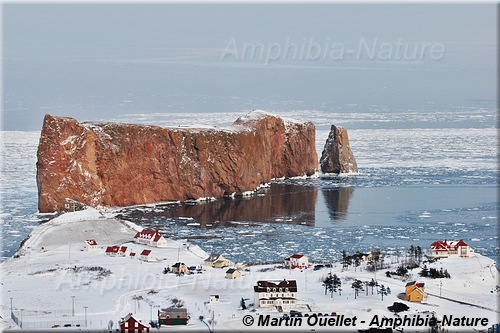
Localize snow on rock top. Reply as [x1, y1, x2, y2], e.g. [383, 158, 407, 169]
[37, 112, 318, 213]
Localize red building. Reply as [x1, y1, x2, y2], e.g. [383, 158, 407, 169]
[429, 239, 473, 258]
[119, 313, 150, 333]
[158, 308, 189, 326]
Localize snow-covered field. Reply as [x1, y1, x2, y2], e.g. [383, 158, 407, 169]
[1, 209, 498, 332]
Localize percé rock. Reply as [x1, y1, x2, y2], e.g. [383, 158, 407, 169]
[36, 111, 318, 213]
[319, 125, 358, 174]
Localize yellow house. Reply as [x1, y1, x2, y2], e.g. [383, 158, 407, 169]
[405, 281, 427, 302]
[204, 254, 230, 268]
[225, 268, 241, 279]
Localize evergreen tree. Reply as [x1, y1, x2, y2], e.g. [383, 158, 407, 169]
[322, 273, 333, 296]
[371, 249, 381, 271]
[396, 265, 408, 276]
[351, 279, 364, 299]
[342, 250, 350, 270]
[378, 284, 388, 301]
[416, 246, 423, 264]
[419, 265, 429, 277]
[240, 298, 247, 310]
[368, 278, 377, 295]
[332, 274, 342, 298]
[354, 256, 361, 272]
[408, 245, 415, 262]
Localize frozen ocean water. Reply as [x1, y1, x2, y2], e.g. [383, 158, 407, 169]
[1, 107, 497, 266]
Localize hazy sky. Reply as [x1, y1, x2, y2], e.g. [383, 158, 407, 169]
[2, 3, 497, 130]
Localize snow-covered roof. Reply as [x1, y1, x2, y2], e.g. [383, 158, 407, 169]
[134, 229, 163, 241]
[106, 245, 127, 253]
[105, 246, 119, 253]
[285, 254, 306, 260]
[172, 262, 185, 267]
[254, 279, 297, 292]
[120, 313, 149, 328]
[431, 239, 470, 251]
[205, 254, 223, 262]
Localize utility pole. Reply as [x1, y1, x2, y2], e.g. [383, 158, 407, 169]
[439, 280, 442, 298]
[84, 306, 88, 327]
[68, 227, 74, 261]
[71, 296, 75, 316]
[10, 297, 13, 314]
[211, 310, 215, 333]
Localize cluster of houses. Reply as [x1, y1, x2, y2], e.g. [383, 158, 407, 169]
[113, 238, 474, 331]
[82, 229, 169, 262]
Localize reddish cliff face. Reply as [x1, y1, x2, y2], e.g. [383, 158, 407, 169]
[37, 111, 318, 213]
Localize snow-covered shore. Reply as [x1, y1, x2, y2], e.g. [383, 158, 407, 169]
[1, 209, 498, 332]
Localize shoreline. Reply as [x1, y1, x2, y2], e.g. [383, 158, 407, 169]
[1, 208, 498, 332]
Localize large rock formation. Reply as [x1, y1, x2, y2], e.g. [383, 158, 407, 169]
[36, 111, 318, 213]
[319, 125, 358, 174]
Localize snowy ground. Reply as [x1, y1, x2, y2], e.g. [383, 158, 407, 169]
[1, 209, 498, 332]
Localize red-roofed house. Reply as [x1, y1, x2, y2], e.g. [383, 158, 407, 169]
[105, 246, 130, 257]
[140, 249, 154, 262]
[84, 239, 98, 251]
[284, 254, 310, 269]
[134, 229, 167, 248]
[119, 313, 150, 333]
[430, 239, 474, 258]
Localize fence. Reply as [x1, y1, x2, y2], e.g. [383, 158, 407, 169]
[11, 309, 86, 329]
[14, 319, 86, 329]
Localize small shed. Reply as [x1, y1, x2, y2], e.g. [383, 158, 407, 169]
[225, 268, 241, 279]
[140, 249, 153, 262]
[84, 239, 98, 251]
[209, 295, 219, 304]
[119, 313, 150, 333]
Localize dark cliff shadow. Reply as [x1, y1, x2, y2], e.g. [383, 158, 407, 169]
[321, 187, 354, 221]
[118, 183, 318, 228]
[169, 183, 318, 227]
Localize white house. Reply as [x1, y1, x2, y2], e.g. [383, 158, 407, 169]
[140, 249, 154, 262]
[429, 239, 474, 258]
[284, 254, 310, 269]
[84, 239, 98, 251]
[134, 229, 167, 248]
[254, 279, 297, 308]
